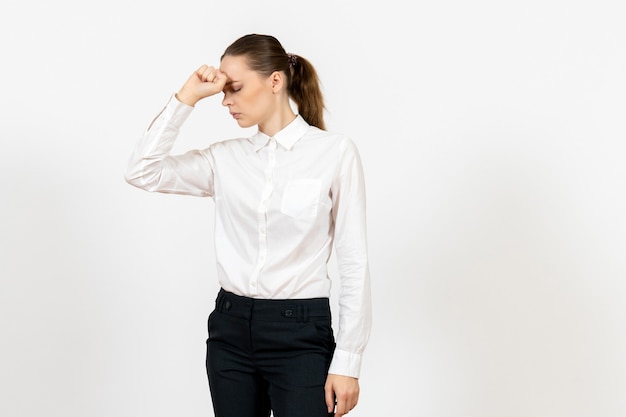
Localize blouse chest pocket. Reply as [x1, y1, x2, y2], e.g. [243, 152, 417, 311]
[280, 179, 321, 219]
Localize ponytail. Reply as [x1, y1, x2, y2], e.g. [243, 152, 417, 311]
[287, 54, 326, 130]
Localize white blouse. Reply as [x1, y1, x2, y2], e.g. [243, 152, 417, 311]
[125, 95, 372, 378]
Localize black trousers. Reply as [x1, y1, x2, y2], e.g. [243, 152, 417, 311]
[206, 288, 336, 417]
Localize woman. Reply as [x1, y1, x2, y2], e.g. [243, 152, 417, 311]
[125, 34, 371, 417]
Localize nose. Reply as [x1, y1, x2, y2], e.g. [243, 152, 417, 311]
[221, 92, 231, 107]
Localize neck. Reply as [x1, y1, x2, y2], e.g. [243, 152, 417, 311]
[258, 103, 297, 137]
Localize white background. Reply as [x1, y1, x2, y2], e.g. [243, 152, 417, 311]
[1, 0, 625, 416]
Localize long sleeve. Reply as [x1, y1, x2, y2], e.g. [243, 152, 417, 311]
[125, 95, 215, 197]
[328, 138, 372, 378]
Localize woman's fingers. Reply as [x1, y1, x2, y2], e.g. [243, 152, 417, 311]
[212, 70, 228, 88]
[324, 374, 360, 417]
[178, 65, 230, 106]
[198, 65, 220, 82]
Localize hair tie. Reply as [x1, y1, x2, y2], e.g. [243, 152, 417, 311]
[287, 53, 298, 68]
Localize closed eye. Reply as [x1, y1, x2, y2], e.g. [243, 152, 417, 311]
[224, 84, 242, 94]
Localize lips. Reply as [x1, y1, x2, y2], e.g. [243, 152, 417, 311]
[230, 112, 241, 119]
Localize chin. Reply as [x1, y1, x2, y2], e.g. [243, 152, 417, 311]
[236, 119, 255, 128]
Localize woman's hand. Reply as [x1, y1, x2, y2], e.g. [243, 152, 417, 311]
[325, 374, 360, 416]
[176, 65, 228, 107]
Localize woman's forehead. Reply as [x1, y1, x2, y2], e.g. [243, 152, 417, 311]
[219, 55, 250, 79]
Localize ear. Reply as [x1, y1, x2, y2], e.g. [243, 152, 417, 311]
[269, 71, 285, 93]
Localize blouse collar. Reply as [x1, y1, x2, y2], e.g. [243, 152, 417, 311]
[248, 115, 310, 152]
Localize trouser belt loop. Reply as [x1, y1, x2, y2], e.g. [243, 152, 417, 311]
[298, 305, 309, 323]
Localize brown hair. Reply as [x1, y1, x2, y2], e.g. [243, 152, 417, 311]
[221, 34, 326, 130]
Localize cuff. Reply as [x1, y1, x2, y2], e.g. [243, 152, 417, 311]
[164, 93, 194, 127]
[327, 348, 362, 378]
[146, 93, 194, 132]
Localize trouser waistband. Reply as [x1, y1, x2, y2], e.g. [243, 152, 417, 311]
[215, 288, 330, 323]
